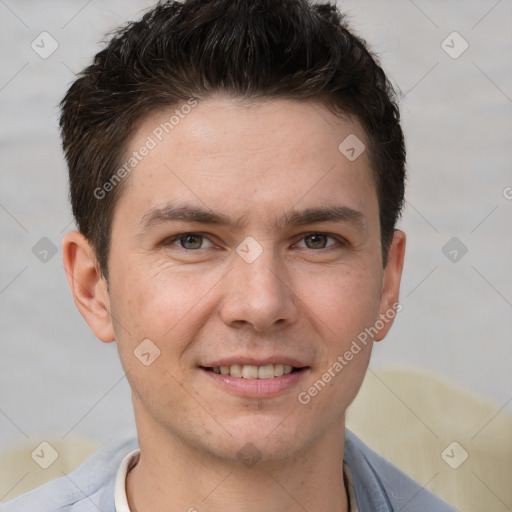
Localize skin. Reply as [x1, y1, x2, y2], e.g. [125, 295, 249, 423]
[63, 96, 405, 512]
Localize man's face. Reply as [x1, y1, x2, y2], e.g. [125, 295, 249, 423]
[101, 97, 403, 462]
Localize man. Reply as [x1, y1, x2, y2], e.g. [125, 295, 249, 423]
[1, 0, 457, 510]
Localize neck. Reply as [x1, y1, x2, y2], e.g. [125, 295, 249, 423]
[126, 416, 349, 512]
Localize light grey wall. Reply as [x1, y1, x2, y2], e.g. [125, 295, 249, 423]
[1, 0, 511, 457]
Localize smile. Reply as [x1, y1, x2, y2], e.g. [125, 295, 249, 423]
[200, 363, 309, 398]
[202, 364, 300, 379]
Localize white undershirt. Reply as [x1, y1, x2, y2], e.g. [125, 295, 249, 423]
[114, 449, 358, 512]
[114, 449, 140, 512]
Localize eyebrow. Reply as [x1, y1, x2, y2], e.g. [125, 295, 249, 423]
[139, 203, 367, 232]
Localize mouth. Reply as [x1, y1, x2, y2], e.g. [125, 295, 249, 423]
[200, 364, 306, 379]
[199, 362, 310, 398]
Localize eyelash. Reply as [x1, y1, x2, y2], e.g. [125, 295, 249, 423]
[162, 232, 346, 251]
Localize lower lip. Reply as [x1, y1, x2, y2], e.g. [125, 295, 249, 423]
[200, 368, 309, 398]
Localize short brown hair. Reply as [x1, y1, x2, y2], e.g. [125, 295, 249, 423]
[59, 0, 406, 279]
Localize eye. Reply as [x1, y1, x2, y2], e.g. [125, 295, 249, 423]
[165, 233, 214, 250]
[295, 233, 341, 250]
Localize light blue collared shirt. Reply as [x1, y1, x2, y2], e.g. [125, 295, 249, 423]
[0, 430, 457, 511]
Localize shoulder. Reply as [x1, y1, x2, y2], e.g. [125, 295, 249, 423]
[344, 429, 457, 511]
[0, 435, 139, 512]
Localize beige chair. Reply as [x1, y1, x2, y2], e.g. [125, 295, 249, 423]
[2, 366, 511, 511]
[0, 434, 100, 502]
[346, 365, 512, 511]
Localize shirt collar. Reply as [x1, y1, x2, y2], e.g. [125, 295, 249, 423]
[115, 449, 140, 512]
[114, 449, 359, 512]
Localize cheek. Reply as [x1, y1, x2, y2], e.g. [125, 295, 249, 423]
[295, 271, 378, 424]
[107, 265, 206, 416]
[109, 259, 224, 356]
[299, 263, 383, 412]
[296, 261, 383, 345]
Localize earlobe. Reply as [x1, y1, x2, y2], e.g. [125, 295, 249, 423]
[374, 230, 406, 342]
[62, 231, 115, 343]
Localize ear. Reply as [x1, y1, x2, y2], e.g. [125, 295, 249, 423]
[62, 231, 115, 343]
[374, 230, 406, 342]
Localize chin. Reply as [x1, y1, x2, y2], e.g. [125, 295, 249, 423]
[205, 414, 318, 464]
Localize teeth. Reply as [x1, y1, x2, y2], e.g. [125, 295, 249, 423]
[257, 365, 275, 380]
[242, 365, 259, 379]
[230, 364, 243, 378]
[208, 364, 297, 379]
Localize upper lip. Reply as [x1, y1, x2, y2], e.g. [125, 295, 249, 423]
[201, 356, 308, 368]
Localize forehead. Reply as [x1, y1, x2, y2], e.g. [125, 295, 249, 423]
[113, 96, 377, 228]
[137, 97, 369, 161]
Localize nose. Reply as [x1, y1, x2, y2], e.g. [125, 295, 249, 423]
[218, 245, 299, 332]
